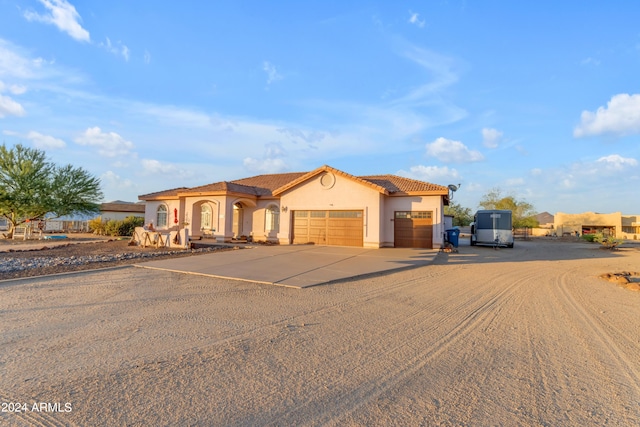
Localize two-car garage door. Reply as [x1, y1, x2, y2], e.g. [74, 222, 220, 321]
[292, 209, 434, 248]
[292, 210, 363, 247]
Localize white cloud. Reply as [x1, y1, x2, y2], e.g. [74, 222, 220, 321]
[0, 94, 25, 118]
[394, 46, 459, 104]
[101, 170, 134, 189]
[0, 39, 57, 81]
[74, 127, 134, 157]
[505, 177, 525, 186]
[140, 159, 194, 180]
[1, 82, 27, 95]
[397, 165, 460, 183]
[243, 142, 289, 173]
[574, 93, 640, 137]
[408, 11, 425, 28]
[0, 80, 27, 117]
[581, 57, 600, 66]
[99, 38, 130, 61]
[425, 137, 484, 163]
[482, 127, 503, 148]
[263, 61, 283, 86]
[243, 157, 288, 174]
[24, 0, 90, 43]
[144, 50, 151, 64]
[596, 154, 638, 171]
[26, 131, 66, 149]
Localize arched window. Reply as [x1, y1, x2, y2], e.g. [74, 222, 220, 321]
[156, 205, 168, 228]
[265, 205, 280, 232]
[201, 204, 212, 229]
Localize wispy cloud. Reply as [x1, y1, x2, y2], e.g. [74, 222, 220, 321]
[243, 142, 289, 173]
[574, 93, 640, 137]
[74, 127, 134, 157]
[596, 154, 638, 171]
[99, 37, 130, 61]
[580, 57, 600, 66]
[24, 0, 90, 43]
[263, 61, 283, 86]
[397, 165, 460, 183]
[26, 131, 67, 149]
[140, 158, 194, 180]
[425, 137, 484, 163]
[482, 128, 503, 148]
[408, 11, 425, 28]
[0, 91, 25, 118]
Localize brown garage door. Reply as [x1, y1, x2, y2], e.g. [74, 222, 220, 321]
[394, 211, 433, 248]
[292, 210, 363, 246]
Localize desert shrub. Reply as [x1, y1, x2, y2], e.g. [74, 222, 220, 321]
[88, 216, 106, 235]
[593, 232, 623, 249]
[89, 216, 144, 237]
[581, 234, 597, 243]
[118, 216, 144, 236]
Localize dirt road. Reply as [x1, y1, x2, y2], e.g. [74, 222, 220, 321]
[1, 239, 639, 426]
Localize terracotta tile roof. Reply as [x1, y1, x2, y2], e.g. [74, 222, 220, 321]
[138, 187, 189, 200]
[233, 172, 307, 196]
[138, 166, 447, 199]
[359, 175, 449, 194]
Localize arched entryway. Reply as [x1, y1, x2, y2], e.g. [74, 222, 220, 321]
[191, 201, 218, 238]
[232, 202, 244, 237]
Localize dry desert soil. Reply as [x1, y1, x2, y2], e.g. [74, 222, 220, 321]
[1, 237, 639, 426]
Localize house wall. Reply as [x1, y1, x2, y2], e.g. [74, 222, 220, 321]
[381, 195, 446, 247]
[554, 212, 622, 236]
[277, 173, 383, 247]
[144, 200, 182, 230]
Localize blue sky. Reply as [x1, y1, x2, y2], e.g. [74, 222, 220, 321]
[1, 0, 639, 215]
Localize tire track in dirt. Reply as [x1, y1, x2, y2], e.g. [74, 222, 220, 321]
[556, 270, 640, 391]
[259, 265, 534, 426]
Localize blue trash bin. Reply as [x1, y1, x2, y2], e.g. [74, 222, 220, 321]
[445, 228, 460, 248]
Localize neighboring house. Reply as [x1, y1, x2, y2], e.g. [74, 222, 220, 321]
[554, 211, 640, 239]
[138, 165, 451, 248]
[99, 201, 146, 221]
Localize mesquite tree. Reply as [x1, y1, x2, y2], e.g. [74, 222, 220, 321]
[0, 144, 103, 238]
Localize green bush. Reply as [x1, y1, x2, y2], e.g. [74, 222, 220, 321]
[593, 232, 623, 249]
[581, 233, 597, 242]
[88, 215, 144, 237]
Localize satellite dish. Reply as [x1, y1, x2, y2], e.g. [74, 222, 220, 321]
[447, 183, 461, 201]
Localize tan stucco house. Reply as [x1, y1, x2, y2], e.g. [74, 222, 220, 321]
[138, 165, 450, 248]
[554, 211, 640, 239]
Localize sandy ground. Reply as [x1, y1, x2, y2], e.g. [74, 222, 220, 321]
[1, 239, 639, 426]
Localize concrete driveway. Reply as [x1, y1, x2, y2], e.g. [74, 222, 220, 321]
[135, 245, 439, 288]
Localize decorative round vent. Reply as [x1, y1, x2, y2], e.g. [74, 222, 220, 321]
[319, 172, 336, 189]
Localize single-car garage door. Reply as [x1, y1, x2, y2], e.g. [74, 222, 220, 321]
[394, 211, 433, 248]
[292, 210, 363, 246]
